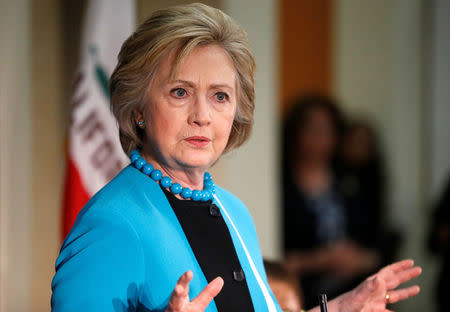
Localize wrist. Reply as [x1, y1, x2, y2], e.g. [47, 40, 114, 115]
[328, 292, 349, 312]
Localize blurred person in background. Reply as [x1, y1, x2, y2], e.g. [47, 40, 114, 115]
[428, 174, 450, 311]
[282, 95, 382, 308]
[337, 120, 401, 266]
[264, 260, 304, 312]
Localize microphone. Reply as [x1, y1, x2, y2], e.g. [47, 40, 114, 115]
[318, 294, 328, 312]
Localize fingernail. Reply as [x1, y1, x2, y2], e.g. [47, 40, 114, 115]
[214, 276, 224, 285]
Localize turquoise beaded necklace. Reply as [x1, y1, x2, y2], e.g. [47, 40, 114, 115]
[129, 149, 216, 202]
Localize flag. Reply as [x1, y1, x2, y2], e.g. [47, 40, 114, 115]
[62, 0, 135, 238]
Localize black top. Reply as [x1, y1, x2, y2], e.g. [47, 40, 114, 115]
[282, 172, 391, 309]
[162, 187, 255, 312]
[428, 176, 450, 309]
[283, 177, 347, 251]
[282, 178, 350, 308]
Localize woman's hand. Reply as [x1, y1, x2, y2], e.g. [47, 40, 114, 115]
[166, 271, 224, 312]
[327, 241, 380, 278]
[284, 241, 378, 277]
[332, 259, 421, 312]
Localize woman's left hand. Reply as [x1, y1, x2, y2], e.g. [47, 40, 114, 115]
[330, 259, 421, 312]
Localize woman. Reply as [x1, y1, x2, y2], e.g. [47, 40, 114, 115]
[51, 4, 421, 312]
[282, 96, 388, 308]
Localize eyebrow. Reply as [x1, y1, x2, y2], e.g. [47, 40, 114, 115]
[170, 79, 195, 88]
[211, 83, 234, 91]
[169, 79, 234, 91]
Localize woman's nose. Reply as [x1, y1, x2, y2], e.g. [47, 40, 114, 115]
[189, 96, 211, 127]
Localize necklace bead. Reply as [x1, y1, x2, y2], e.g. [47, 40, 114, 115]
[130, 150, 215, 201]
[160, 176, 172, 188]
[142, 163, 153, 175]
[130, 153, 140, 162]
[134, 158, 146, 170]
[204, 179, 214, 188]
[191, 190, 202, 201]
[150, 169, 163, 181]
[171, 183, 182, 194]
[202, 190, 212, 202]
[181, 188, 193, 199]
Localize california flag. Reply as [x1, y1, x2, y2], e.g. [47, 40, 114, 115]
[62, 0, 135, 238]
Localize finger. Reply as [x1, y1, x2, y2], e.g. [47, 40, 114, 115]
[385, 259, 414, 273]
[376, 259, 415, 283]
[176, 270, 193, 295]
[168, 271, 193, 311]
[191, 276, 224, 310]
[386, 266, 422, 289]
[387, 285, 420, 304]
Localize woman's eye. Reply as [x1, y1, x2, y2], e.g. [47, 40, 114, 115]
[172, 88, 187, 98]
[215, 92, 228, 102]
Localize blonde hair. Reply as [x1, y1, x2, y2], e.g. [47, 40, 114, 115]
[110, 3, 256, 155]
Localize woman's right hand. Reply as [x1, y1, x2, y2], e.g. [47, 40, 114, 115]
[166, 271, 224, 312]
[284, 241, 378, 277]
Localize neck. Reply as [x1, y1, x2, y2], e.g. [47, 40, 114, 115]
[294, 161, 331, 195]
[141, 153, 205, 190]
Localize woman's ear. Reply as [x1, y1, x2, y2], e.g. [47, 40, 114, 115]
[133, 109, 144, 124]
[133, 109, 146, 129]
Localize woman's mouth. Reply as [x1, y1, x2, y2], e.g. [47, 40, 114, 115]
[184, 136, 211, 148]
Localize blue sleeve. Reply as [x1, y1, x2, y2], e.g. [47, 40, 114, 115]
[51, 213, 145, 311]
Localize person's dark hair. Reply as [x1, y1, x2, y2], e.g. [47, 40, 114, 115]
[281, 94, 345, 183]
[338, 119, 387, 217]
[341, 119, 383, 166]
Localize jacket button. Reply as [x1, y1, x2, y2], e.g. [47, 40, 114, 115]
[209, 205, 221, 217]
[233, 269, 245, 282]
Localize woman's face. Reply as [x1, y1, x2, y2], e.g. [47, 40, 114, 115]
[297, 107, 337, 163]
[141, 44, 237, 171]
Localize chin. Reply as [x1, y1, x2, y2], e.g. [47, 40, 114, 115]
[177, 153, 217, 170]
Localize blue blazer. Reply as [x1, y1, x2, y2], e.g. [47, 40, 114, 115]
[51, 165, 281, 311]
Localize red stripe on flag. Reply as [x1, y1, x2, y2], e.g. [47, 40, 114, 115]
[62, 158, 90, 240]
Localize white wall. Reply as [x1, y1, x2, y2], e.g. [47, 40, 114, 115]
[0, 0, 32, 311]
[218, 0, 280, 259]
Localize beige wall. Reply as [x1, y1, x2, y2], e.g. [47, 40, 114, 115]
[137, 0, 221, 21]
[0, 0, 32, 311]
[30, 0, 65, 311]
